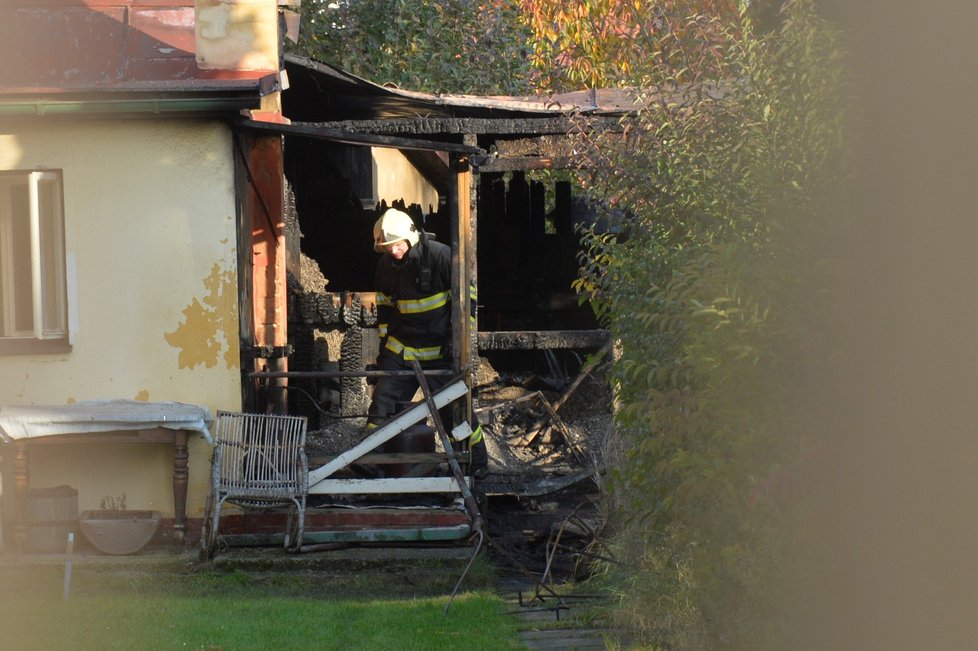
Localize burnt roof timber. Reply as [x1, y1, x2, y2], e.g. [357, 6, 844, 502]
[236, 117, 484, 154]
[475, 157, 577, 173]
[283, 54, 639, 122]
[477, 330, 611, 350]
[294, 116, 625, 137]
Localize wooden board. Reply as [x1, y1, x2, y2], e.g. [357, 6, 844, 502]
[477, 330, 610, 350]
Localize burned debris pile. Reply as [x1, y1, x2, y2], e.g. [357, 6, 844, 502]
[286, 245, 616, 582]
[474, 346, 614, 581]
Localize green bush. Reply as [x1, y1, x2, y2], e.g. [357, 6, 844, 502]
[574, 2, 848, 648]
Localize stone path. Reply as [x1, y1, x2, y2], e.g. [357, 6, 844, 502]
[503, 578, 629, 650]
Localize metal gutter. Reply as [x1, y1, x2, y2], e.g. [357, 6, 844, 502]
[0, 96, 260, 117]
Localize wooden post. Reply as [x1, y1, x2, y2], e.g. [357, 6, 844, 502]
[463, 134, 479, 366]
[172, 430, 189, 544]
[452, 153, 475, 442]
[237, 131, 288, 414]
[457, 154, 473, 376]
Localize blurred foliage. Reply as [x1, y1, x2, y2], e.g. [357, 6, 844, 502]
[571, 1, 849, 648]
[290, 0, 534, 95]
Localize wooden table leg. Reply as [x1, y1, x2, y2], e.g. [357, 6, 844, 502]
[172, 430, 189, 545]
[13, 442, 28, 553]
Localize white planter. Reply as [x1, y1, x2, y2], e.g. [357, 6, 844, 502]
[78, 510, 162, 555]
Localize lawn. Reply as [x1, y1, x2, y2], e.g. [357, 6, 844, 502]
[0, 555, 527, 651]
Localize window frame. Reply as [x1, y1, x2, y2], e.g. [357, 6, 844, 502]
[0, 169, 70, 355]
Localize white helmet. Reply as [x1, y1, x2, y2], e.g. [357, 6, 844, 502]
[373, 209, 420, 252]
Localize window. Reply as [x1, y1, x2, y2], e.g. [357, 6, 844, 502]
[0, 170, 69, 353]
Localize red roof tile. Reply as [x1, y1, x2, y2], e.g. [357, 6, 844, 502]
[0, 2, 274, 95]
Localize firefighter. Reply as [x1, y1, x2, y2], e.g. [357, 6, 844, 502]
[367, 208, 489, 477]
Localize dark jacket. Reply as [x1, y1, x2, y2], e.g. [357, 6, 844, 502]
[375, 238, 452, 361]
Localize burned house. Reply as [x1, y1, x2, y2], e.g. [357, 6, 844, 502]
[262, 56, 629, 424]
[239, 57, 627, 559]
[0, 1, 625, 556]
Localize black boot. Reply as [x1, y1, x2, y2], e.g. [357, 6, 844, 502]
[470, 441, 489, 479]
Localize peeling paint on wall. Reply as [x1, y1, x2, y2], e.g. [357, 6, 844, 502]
[164, 263, 239, 369]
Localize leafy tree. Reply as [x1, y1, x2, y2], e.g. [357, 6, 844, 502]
[517, 0, 740, 92]
[291, 0, 533, 95]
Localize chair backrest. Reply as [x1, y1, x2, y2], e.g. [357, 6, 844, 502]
[213, 411, 308, 500]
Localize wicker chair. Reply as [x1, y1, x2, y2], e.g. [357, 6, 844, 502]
[201, 411, 309, 559]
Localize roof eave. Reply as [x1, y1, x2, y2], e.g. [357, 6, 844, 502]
[0, 94, 262, 118]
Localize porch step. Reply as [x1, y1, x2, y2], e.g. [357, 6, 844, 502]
[218, 524, 470, 548]
[205, 505, 474, 548]
[208, 544, 477, 573]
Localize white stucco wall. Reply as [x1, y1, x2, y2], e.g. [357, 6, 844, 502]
[372, 147, 440, 213]
[0, 119, 242, 518]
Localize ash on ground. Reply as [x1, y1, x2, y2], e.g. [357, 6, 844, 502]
[302, 350, 616, 583]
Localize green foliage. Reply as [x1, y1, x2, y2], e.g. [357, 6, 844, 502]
[574, 1, 848, 648]
[292, 0, 533, 95]
[518, 0, 741, 92]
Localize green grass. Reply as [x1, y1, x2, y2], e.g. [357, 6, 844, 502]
[0, 561, 526, 651]
[2, 592, 521, 651]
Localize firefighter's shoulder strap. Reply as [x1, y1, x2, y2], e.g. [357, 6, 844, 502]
[417, 227, 433, 293]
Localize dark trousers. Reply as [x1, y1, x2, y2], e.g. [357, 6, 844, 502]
[367, 351, 456, 427]
[367, 351, 486, 468]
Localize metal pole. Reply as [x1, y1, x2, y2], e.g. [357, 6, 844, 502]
[409, 360, 482, 534]
[63, 532, 74, 600]
[248, 369, 453, 379]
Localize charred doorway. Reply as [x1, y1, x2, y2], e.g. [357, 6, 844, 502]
[280, 135, 457, 425]
[476, 171, 598, 333]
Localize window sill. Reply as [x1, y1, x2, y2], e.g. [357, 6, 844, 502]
[0, 338, 72, 356]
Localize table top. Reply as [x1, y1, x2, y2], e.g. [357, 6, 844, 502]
[0, 400, 213, 444]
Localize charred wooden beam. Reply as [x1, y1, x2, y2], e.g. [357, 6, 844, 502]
[476, 157, 575, 172]
[477, 330, 610, 350]
[480, 466, 600, 497]
[294, 116, 624, 137]
[308, 452, 468, 466]
[237, 118, 484, 154]
[494, 135, 592, 157]
[479, 133, 623, 171]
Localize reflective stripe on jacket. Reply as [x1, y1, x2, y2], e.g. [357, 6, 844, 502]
[375, 237, 453, 360]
